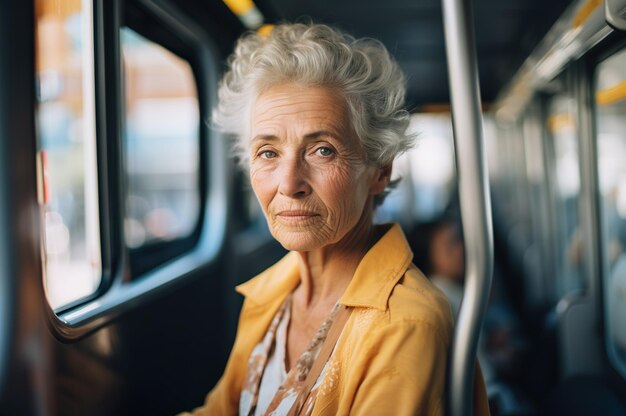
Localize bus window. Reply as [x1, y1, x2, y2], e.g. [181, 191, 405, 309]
[376, 113, 456, 225]
[546, 91, 584, 297]
[35, 0, 101, 310]
[595, 46, 626, 379]
[523, 103, 554, 306]
[492, 122, 525, 227]
[510, 121, 531, 229]
[121, 27, 200, 250]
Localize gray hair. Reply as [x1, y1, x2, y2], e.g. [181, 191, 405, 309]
[213, 23, 415, 201]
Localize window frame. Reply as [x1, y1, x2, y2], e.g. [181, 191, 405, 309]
[542, 68, 588, 300]
[589, 38, 626, 382]
[35, 0, 104, 312]
[47, 0, 228, 340]
[120, 8, 204, 277]
[514, 99, 557, 309]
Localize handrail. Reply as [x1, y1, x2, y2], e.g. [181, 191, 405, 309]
[494, 0, 613, 121]
[605, 0, 626, 31]
[441, 0, 494, 415]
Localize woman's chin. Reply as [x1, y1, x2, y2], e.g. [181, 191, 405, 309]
[272, 230, 327, 252]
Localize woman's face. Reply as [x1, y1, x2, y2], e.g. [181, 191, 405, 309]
[249, 83, 388, 252]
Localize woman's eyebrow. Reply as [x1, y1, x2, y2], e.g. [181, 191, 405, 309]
[303, 130, 339, 140]
[251, 134, 279, 144]
[252, 131, 340, 143]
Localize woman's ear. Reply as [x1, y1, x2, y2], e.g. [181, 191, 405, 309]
[369, 164, 392, 196]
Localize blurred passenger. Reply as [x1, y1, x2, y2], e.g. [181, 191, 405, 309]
[410, 218, 465, 318]
[410, 217, 507, 387]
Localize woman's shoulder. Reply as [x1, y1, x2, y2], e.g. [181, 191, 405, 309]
[385, 264, 454, 336]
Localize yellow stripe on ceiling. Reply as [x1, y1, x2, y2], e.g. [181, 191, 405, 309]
[547, 114, 575, 134]
[418, 103, 493, 113]
[573, 0, 601, 28]
[596, 79, 626, 106]
[257, 24, 274, 38]
[223, 0, 254, 16]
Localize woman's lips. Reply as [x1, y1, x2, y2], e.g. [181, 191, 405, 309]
[275, 210, 319, 222]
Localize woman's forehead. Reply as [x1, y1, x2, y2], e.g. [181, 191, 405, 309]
[250, 84, 352, 135]
[253, 84, 347, 114]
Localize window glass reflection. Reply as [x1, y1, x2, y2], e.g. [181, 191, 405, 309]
[35, 0, 102, 310]
[121, 28, 200, 249]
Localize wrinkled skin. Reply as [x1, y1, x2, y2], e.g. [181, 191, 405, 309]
[248, 83, 391, 368]
[249, 83, 385, 252]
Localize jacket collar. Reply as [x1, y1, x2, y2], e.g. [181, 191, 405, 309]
[236, 224, 413, 311]
[235, 251, 301, 306]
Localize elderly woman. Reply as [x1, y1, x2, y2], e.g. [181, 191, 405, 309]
[184, 23, 489, 416]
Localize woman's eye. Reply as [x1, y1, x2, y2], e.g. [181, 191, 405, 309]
[316, 147, 334, 157]
[260, 150, 277, 159]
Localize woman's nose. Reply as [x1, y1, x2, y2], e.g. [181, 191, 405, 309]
[277, 157, 312, 198]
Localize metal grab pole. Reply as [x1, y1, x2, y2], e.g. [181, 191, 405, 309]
[441, 0, 494, 415]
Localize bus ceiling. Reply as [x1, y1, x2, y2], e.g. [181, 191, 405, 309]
[203, 0, 574, 108]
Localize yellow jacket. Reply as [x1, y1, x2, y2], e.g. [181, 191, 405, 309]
[183, 224, 490, 415]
